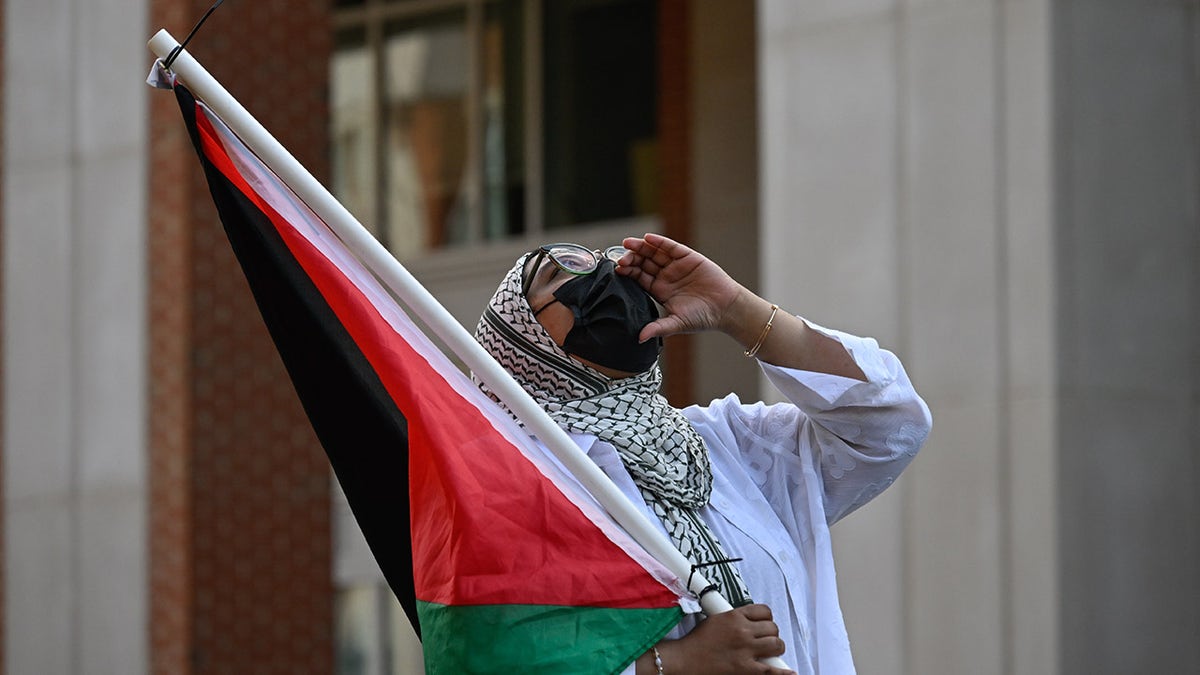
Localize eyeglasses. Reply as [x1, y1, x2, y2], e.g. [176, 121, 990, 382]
[521, 243, 629, 297]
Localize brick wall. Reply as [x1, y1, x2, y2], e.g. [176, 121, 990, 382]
[658, 0, 693, 406]
[148, 2, 333, 673]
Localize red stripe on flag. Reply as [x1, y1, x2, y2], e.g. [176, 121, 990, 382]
[192, 108, 680, 611]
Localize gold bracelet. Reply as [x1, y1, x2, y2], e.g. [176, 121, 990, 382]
[744, 303, 779, 359]
[652, 646, 664, 674]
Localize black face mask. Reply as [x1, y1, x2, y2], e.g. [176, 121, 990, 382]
[545, 260, 662, 373]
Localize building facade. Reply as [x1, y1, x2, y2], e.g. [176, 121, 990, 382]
[3, 1, 1198, 674]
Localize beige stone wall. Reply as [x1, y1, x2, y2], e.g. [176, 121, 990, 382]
[756, 2, 1058, 673]
[1053, 2, 1200, 673]
[4, 0, 152, 672]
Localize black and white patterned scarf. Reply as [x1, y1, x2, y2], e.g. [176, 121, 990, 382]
[473, 255, 751, 607]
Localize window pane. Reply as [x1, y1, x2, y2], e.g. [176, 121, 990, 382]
[335, 585, 385, 675]
[543, 0, 659, 229]
[483, 0, 526, 242]
[383, 12, 470, 258]
[388, 592, 425, 674]
[331, 28, 378, 237]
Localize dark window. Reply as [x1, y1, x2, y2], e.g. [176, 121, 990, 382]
[332, 0, 659, 258]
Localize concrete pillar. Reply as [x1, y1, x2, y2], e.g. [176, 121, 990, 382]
[1054, 2, 1200, 673]
[757, 1, 1059, 672]
[3, 0, 149, 672]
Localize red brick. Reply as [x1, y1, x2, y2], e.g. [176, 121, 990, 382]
[148, 1, 333, 673]
[658, 0, 694, 406]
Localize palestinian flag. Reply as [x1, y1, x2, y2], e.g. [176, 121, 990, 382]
[172, 82, 689, 673]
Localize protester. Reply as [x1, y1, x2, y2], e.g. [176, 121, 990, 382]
[473, 233, 931, 674]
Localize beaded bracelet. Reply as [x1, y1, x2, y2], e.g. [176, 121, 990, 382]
[652, 646, 664, 674]
[744, 303, 779, 359]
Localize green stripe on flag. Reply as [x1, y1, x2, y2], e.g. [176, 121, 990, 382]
[417, 600, 682, 674]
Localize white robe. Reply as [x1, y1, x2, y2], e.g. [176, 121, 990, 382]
[590, 321, 931, 675]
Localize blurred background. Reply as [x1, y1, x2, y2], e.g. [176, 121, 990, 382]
[3, 0, 1197, 673]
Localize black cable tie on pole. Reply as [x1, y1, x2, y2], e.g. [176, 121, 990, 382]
[163, 0, 227, 70]
[687, 558, 744, 601]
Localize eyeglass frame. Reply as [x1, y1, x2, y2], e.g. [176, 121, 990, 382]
[520, 243, 629, 298]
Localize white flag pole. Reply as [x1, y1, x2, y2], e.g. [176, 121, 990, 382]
[148, 29, 789, 670]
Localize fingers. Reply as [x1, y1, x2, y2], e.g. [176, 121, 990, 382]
[620, 232, 737, 338]
[613, 248, 661, 297]
[616, 236, 680, 305]
[615, 247, 667, 279]
[674, 605, 792, 675]
[735, 605, 785, 657]
[619, 233, 692, 274]
[615, 258, 654, 288]
[616, 233, 704, 299]
[738, 604, 780, 637]
[760, 635, 787, 657]
[625, 232, 690, 260]
[751, 622, 781, 640]
[739, 604, 774, 622]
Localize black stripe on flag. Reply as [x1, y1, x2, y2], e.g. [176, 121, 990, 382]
[175, 84, 420, 637]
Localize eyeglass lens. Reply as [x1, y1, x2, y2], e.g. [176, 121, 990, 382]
[545, 244, 596, 273]
[521, 243, 631, 297]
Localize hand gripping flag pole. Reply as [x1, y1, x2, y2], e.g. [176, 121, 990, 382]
[147, 29, 790, 671]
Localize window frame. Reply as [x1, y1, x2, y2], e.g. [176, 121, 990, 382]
[331, 0, 661, 270]
[333, 0, 539, 257]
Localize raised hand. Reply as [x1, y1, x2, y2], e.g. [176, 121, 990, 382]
[616, 233, 748, 344]
[618, 233, 865, 380]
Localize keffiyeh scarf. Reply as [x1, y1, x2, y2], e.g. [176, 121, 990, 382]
[473, 255, 751, 607]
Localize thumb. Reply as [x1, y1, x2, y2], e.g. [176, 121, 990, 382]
[639, 316, 686, 343]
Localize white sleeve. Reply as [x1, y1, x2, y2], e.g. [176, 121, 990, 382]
[694, 319, 931, 524]
[761, 319, 931, 522]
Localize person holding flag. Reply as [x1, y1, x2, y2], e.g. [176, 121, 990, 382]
[474, 232, 932, 674]
[147, 23, 925, 670]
